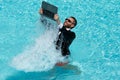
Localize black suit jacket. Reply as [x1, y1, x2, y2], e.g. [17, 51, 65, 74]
[56, 27, 76, 56]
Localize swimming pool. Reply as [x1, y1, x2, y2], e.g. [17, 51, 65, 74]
[0, 0, 120, 80]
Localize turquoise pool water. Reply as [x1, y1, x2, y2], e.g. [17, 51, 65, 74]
[0, 0, 120, 80]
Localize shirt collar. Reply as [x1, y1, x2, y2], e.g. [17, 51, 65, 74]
[66, 28, 71, 31]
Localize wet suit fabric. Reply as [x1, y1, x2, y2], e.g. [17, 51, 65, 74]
[56, 25, 76, 56]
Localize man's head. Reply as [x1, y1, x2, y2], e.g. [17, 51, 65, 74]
[63, 16, 77, 29]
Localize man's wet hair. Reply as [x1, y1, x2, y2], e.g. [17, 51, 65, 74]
[70, 16, 77, 27]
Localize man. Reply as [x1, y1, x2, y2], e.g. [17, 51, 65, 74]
[54, 14, 77, 56]
[54, 14, 77, 66]
[39, 8, 77, 65]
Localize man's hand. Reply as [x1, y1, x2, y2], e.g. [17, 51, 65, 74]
[54, 14, 59, 20]
[54, 14, 60, 25]
[39, 8, 43, 14]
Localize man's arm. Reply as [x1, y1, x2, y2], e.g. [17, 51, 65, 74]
[54, 14, 60, 25]
[61, 32, 76, 56]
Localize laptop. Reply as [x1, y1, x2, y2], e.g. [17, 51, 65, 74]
[41, 1, 58, 20]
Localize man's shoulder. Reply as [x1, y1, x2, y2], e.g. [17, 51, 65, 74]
[69, 31, 76, 38]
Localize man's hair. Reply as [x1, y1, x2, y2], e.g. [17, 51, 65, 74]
[70, 16, 77, 27]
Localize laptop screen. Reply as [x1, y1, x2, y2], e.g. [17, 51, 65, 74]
[42, 1, 58, 19]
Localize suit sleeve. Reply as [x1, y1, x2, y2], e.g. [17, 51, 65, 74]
[61, 32, 76, 56]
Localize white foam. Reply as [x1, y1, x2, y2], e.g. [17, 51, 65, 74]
[70, 61, 82, 69]
[10, 26, 63, 72]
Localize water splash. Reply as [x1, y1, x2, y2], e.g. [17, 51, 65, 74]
[10, 23, 64, 72]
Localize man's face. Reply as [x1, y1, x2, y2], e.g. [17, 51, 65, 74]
[63, 18, 75, 28]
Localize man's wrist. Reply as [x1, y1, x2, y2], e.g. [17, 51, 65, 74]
[56, 18, 60, 25]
